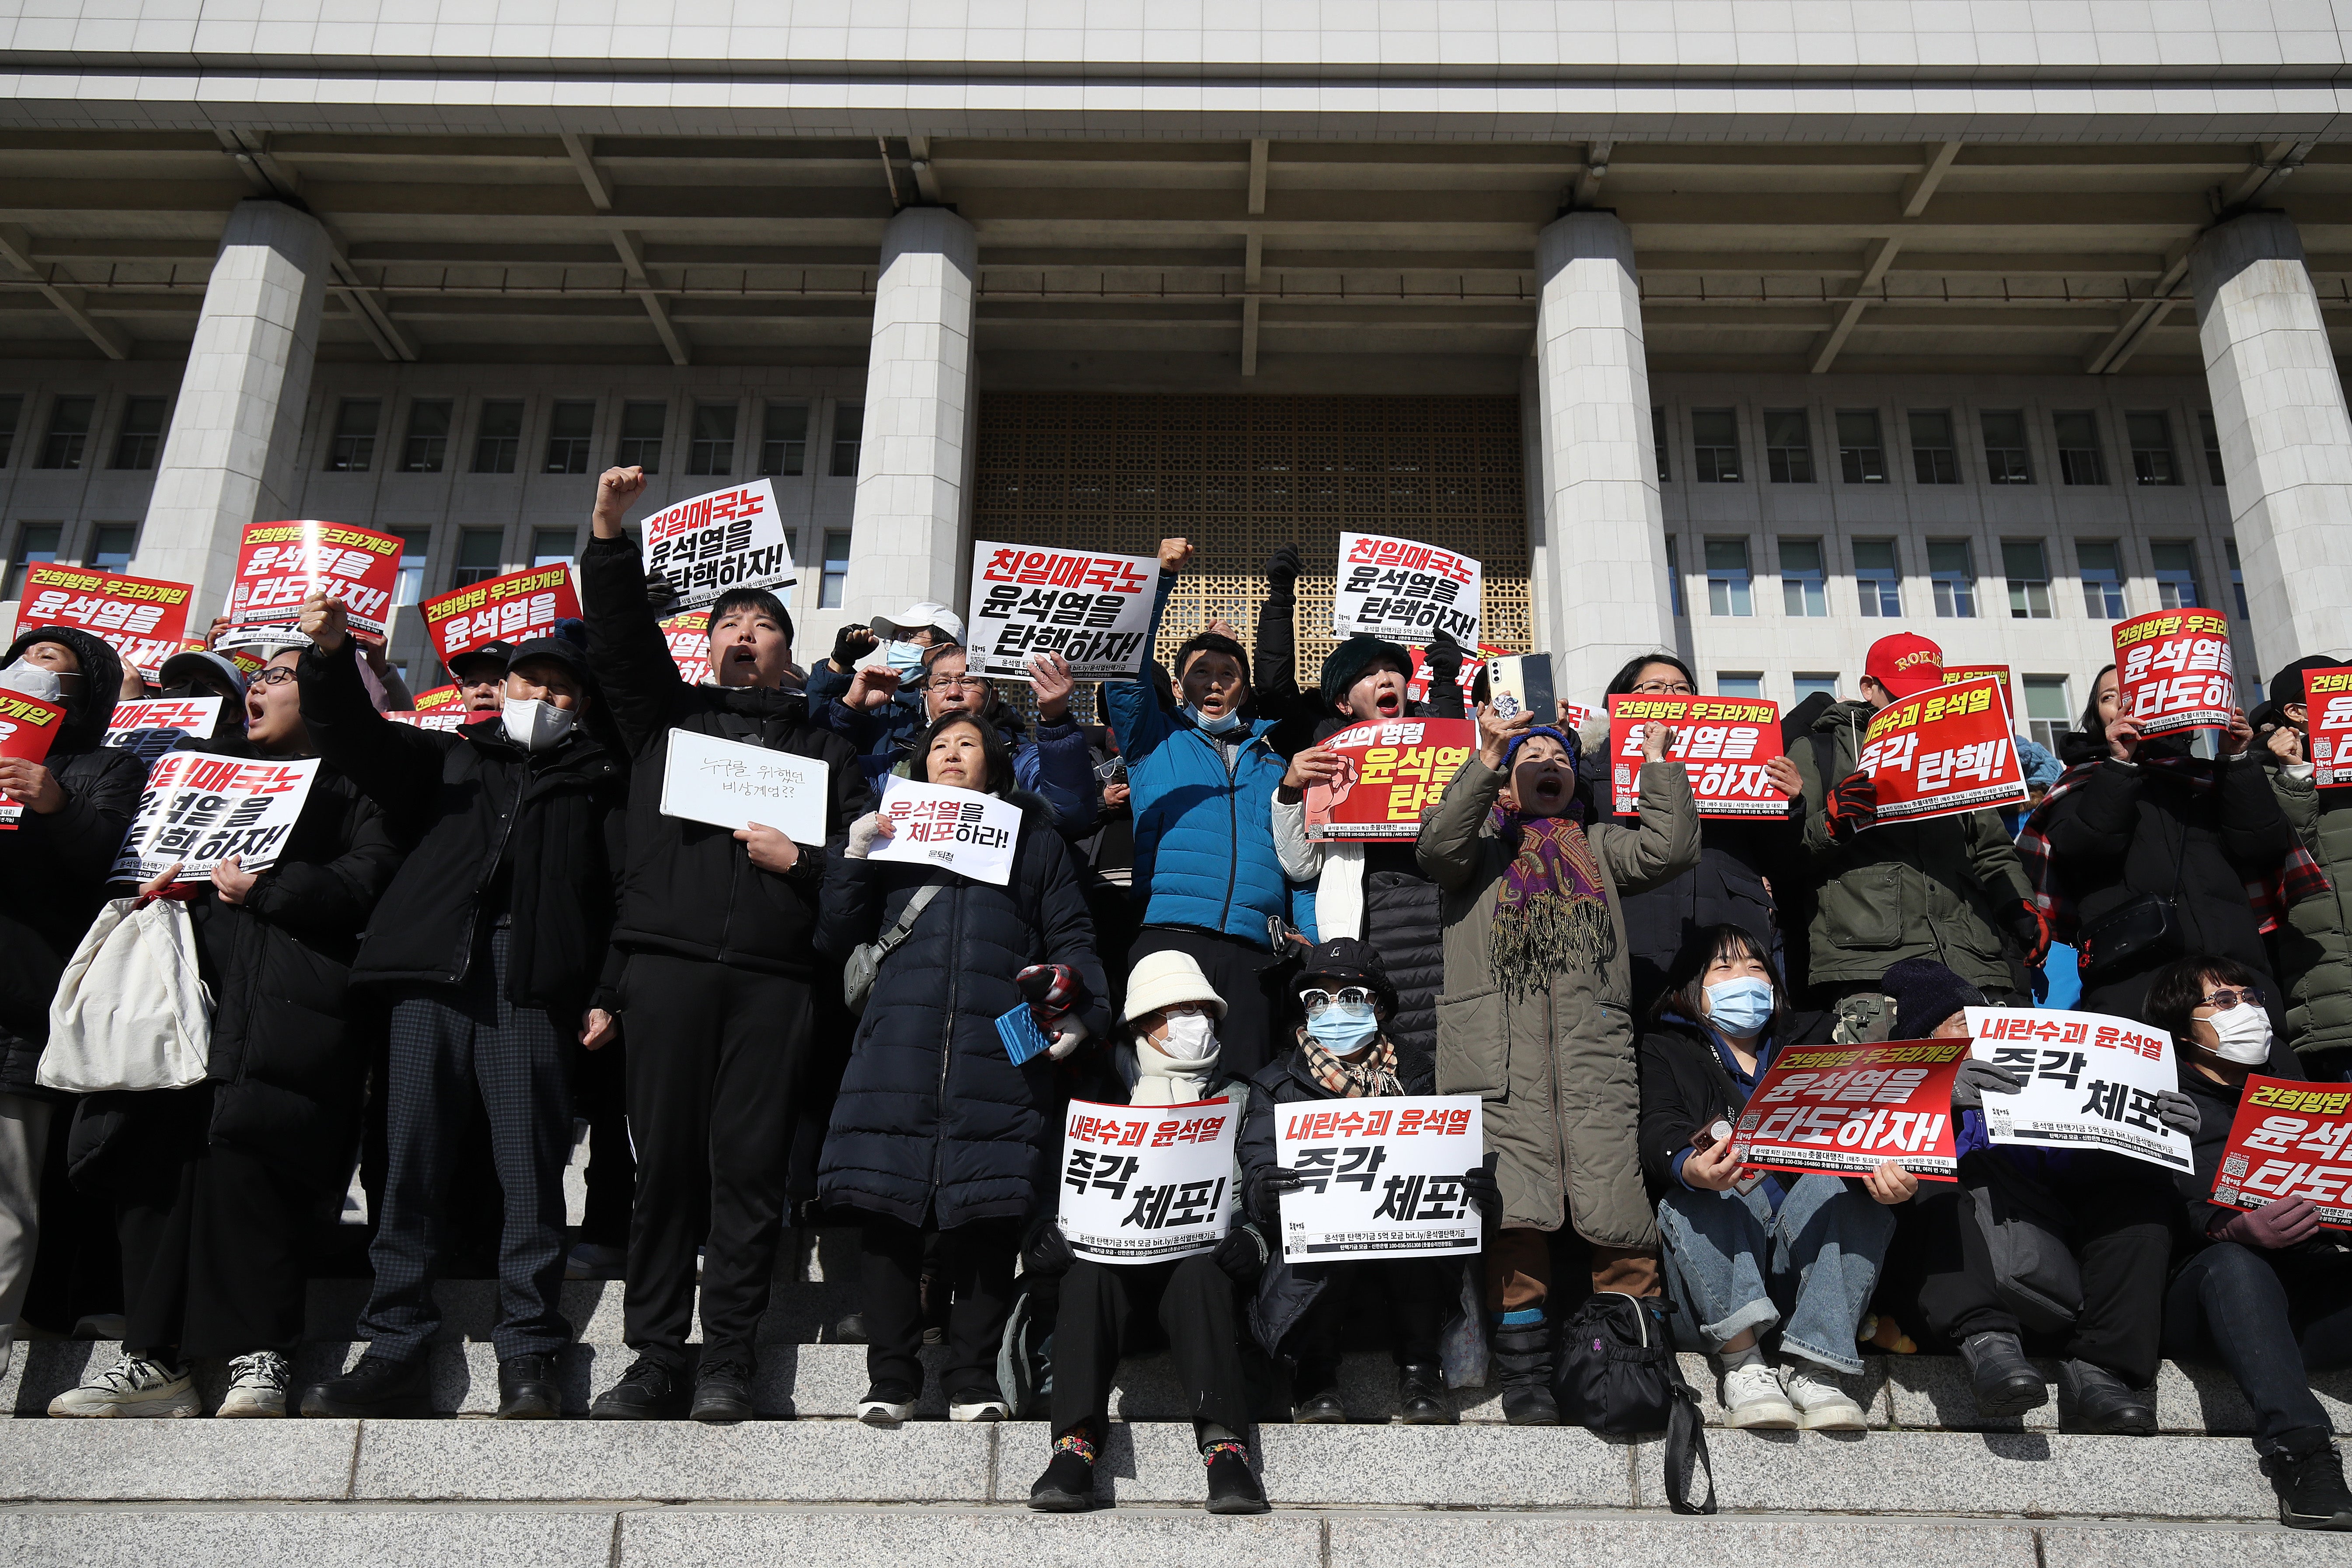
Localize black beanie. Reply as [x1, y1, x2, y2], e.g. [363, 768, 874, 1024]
[1880, 957, 1987, 1040]
[1319, 634, 1413, 713]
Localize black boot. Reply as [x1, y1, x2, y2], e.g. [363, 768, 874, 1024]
[1290, 1361, 1348, 1424]
[2274, 1435, 2352, 1531]
[2055, 1358, 2154, 1435]
[590, 1354, 689, 1420]
[1960, 1331, 2048, 1420]
[1204, 1440, 1270, 1515]
[496, 1353, 562, 1419]
[299, 1353, 429, 1418]
[1397, 1363, 1455, 1425]
[691, 1357, 756, 1424]
[1490, 1317, 1558, 1426]
[1028, 1435, 1098, 1512]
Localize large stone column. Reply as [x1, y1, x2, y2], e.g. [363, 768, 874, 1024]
[134, 198, 331, 613]
[836, 206, 978, 635]
[2191, 211, 2352, 675]
[1531, 211, 1675, 708]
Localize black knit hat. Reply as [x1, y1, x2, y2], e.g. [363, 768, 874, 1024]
[1880, 957, 1986, 1040]
[2251, 653, 2344, 730]
[1294, 937, 1400, 1019]
[1318, 634, 1413, 713]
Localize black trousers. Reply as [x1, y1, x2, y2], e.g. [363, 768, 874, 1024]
[1284, 1257, 1450, 1383]
[1050, 1253, 1249, 1439]
[2164, 1241, 2352, 1459]
[1916, 1150, 2173, 1385]
[572, 1036, 633, 1247]
[859, 1211, 1018, 1397]
[360, 926, 574, 1363]
[1130, 926, 1279, 1081]
[620, 953, 811, 1372]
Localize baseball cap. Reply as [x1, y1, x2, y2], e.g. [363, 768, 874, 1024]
[448, 640, 516, 684]
[156, 649, 248, 697]
[870, 601, 965, 644]
[1864, 633, 1945, 701]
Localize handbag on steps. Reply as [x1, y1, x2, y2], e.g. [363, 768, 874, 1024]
[1556, 1291, 1716, 1516]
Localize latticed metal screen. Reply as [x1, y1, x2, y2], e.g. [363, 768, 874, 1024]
[971, 393, 1532, 705]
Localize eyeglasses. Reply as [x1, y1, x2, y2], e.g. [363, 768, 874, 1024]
[251, 666, 298, 688]
[1299, 986, 1375, 1015]
[1630, 679, 1695, 695]
[927, 675, 988, 692]
[2195, 987, 2267, 1012]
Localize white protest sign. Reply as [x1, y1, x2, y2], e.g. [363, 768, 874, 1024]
[868, 775, 1021, 886]
[1057, 1098, 1239, 1264]
[112, 752, 320, 883]
[639, 480, 795, 611]
[1332, 531, 1482, 646]
[657, 727, 829, 844]
[966, 540, 1160, 680]
[1275, 1093, 1484, 1262]
[104, 696, 223, 765]
[1966, 1006, 2192, 1172]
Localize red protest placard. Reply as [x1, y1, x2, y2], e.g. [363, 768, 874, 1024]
[2113, 607, 2235, 735]
[2210, 1076, 2352, 1228]
[1606, 693, 1789, 818]
[1855, 675, 2027, 824]
[1304, 717, 1476, 841]
[0, 687, 68, 829]
[221, 520, 405, 647]
[1943, 664, 2011, 692]
[20, 563, 194, 677]
[420, 564, 578, 664]
[661, 609, 712, 686]
[411, 683, 463, 712]
[2304, 666, 2352, 789]
[1731, 1039, 1968, 1180]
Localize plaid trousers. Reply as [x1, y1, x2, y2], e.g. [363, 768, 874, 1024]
[356, 925, 574, 1364]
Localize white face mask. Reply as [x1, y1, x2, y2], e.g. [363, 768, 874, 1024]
[502, 696, 577, 752]
[2209, 1002, 2273, 1066]
[0, 658, 64, 704]
[1152, 1009, 1219, 1064]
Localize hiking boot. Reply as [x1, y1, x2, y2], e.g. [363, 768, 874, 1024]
[858, 1379, 918, 1427]
[1397, 1362, 1455, 1425]
[1960, 1330, 2047, 1420]
[49, 1355, 199, 1419]
[216, 1351, 291, 1418]
[2275, 1438, 2352, 1530]
[2056, 1358, 2154, 1435]
[497, 1353, 562, 1419]
[690, 1358, 755, 1424]
[590, 1355, 687, 1420]
[1781, 1363, 1867, 1431]
[1720, 1359, 1797, 1429]
[1490, 1317, 1559, 1426]
[1204, 1440, 1270, 1515]
[1029, 1439, 1097, 1512]
[299, 1353, 428, 1418]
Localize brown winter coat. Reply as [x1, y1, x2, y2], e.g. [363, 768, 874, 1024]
[1416, 756, 1699, 1248]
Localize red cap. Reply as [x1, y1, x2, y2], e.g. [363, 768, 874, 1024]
[1865, 633, 1945, 700]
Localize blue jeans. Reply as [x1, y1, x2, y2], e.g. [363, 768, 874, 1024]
[1655, 1174, 1895, 1375]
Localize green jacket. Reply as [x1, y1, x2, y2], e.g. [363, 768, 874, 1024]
[2270, 762, 2352, 1058]
[1790, 698, 2034, 996]
[1415, 756, 1699, 1249]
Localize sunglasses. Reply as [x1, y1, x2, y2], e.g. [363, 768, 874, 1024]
[2195, 987, 2267, 1012]
[1299, 986, 1375, 1015]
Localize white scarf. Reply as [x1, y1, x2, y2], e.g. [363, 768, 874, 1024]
[1123, 1030, 1223, 1107]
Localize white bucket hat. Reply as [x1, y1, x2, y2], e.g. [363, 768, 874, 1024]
[1121, 950, 1227, 1024]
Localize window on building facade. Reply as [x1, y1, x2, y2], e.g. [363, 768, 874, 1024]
[1908, 409, 1960, 483]
[2151, 540, 2203, 608]
[454, 528, 503, 589]
[2225, 538, 2249, 618]
[829, 402, 864, 477]
[1836, 409, 1887, 483]
[1705, 538, 1754, 616]
[544, 401, 595, 474]
[1763, 409, 1813, 482]
[1664, 536, 1685, 617]
[761, 403, 809, 476]
[1652, 407, 1670, 483]
[1927, 539, 1976, 618]
[0, 394, 22, 467]
[1794, 673, 1840, 704]
[87, 524, 136, 571]
[473, 400, 523, 473]
[821, 529, 851, 607]
[1690, 409, 1741, 482]
[617, 402, 666, 473]
[111, 396, 166, 470]
[2052, 410, 2107, 485]
[2022, 676, 2072, 754]
[1981, 409, 2033, 483]
[2125, 410, 2179, 485]
[532, 527, 576, 567]
[39, 395, 95, 470]
[1854, 539, 1902, 617]
[325, 398, 379, 472]
[2003, 540, 2053, 619]
[1779, 537, 1828, 617]
[4, 523, 61, 598]
[687, 402, 736, 475]
[391, 528, 429, 608]
[2078, 540, 2127, 618]
[2198, 410, 2225, 486]
[401, 400, 452, 472]
[1717, 673, 1764, 698]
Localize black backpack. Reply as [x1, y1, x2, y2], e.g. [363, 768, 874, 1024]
[1555, 1291, 1716, 1515]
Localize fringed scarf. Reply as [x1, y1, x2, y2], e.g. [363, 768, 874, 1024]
[1302, 1034, 1403, 1098]
[1486, 800, 1616, 1003]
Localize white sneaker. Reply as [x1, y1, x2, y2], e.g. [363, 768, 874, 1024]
[48, 1355, 199, 1418]
[216, 1351, 291, 1418]
[858, 1383, 917, 1427]
[1781, 1363, 1867, 1430]
[1719, 1358, 1798, 1429]
[949, 1398, 1010, 1422]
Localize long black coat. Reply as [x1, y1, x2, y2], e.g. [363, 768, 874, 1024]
[815, 792, 1107, 1229]
[0, 625, 145, 1097]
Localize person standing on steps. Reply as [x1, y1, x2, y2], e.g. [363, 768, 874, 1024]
[293, 606, 625, 1421]
[572, 465, 869, 1425]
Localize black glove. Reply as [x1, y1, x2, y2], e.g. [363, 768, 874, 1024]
[1264, 543, 1302, 592]
[643, 569, 679, 611]
[2153, 1089, 2200, 1137]
[1426, 629, 1465, 687]
[1951, 1058, 2027, 1111]
[1245, 1165, 1306, 1226]
[830, 624, 878, 670]
[1213, 1220, 1270, 1285]
[1021, 1213, 1075, 1279]
[1459, 1155, 1501, 1232]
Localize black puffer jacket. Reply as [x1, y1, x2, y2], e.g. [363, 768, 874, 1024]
[0, 625, 145, 1097]
[2169, 1030, 2308, 1258]
[1634, 1010, 1831, 1198]
[300, 637, 627, 1020]
[579, 535, 867, 979]
[815, 790, 1107, 1228]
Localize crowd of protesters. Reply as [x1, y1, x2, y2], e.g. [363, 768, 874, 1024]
[1, 466, 2349, 1530]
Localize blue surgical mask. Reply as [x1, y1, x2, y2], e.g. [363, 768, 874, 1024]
[1704, 977, 1775, 1039]
[883, 640, 926, 677]
[1183, 703, 1243, 735]
[1304, 1001, 1379, 1055]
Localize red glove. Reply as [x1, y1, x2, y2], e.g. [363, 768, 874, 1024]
[2214, 1194, 2323, 1250]
[1825, 771, 1878, 841]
